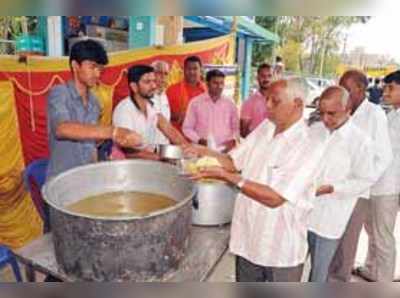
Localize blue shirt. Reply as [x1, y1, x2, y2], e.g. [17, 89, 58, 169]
[46, 81, 101, 180]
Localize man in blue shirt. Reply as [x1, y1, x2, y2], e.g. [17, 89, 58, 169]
[46, 39, 142, 180]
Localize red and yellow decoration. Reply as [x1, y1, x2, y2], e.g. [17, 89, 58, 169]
[0, 34, 235, 249]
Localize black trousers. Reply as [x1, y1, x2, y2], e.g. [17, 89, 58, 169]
[236, 256, 304, 282]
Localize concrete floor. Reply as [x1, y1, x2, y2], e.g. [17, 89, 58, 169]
[208, 215, 400, 282]
[2, 216, 399, 282]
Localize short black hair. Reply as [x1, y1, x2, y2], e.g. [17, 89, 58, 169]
[384, 70, 400, 85]
[127, 65, 154, 84]
[257, 63, 272, 74]
[184, 55, 202, 68]
[127, 65, 155, 111]
[275, 56, 283, 63]
[206, 69, 225, 82]
[69, 39, 108, 66]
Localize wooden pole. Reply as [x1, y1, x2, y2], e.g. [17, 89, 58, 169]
[231, 16, 238, 33]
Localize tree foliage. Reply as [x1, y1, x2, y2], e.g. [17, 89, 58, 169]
[252, 16, 276, 67]
[0, 16, 38, 39]
[253, 16, 370, 76]
[0, 16, 39, 54]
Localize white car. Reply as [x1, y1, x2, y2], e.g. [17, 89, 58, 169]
[303, 78, 324, 105]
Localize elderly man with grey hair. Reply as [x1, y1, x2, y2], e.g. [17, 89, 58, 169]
[151, 60, 171, 144]
[185, 78, 328, 282]
[307, 86, 375, 282]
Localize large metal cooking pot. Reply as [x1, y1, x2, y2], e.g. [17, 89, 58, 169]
[192, 181, 238, 226]
[42, 160, 196, 281]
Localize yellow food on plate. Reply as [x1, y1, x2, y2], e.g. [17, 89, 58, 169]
[184, 162, 198, 175]
[184, 156, 221, 173]
[184, 156, 221, 182]
[195, 156, 221, 169]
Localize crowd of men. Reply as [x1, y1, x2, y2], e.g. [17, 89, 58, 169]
[46, 39, 400, 282]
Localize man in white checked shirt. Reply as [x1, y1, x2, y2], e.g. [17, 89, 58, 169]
[186, 78, 328, 282]
[307, 86, 375, 282]
[151, 60, 172, 145]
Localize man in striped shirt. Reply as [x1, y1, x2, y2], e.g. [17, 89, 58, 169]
[187, 78, 327, 282]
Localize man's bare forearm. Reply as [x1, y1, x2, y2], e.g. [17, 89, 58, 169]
[223, 172, 286, 208]
[158, 115, 189, 145]
[56, 122, 112, 141]
[125, 150, 160, 161]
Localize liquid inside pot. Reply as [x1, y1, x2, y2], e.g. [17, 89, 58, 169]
[66, 191, 177, 217]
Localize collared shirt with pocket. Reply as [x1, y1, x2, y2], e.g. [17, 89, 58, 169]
[182, 92, 240, 147]
[308, 120, 375, 239]
[112, 97, 160, 145]
[228, 119, 327, 267]
[46, 81, 100, 180]
[350, 99, 393, 196]
[372, 108, 400, 196]
[152, 92, 171, 145]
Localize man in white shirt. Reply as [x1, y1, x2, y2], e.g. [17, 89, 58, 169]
[354, 70, 400, 281]
[328, 70, 393, 282]
[151, 60, 172, 144]
[186, 78, 327, 282]
[308, 86, 375, 282]
[112, 65, 187, 160]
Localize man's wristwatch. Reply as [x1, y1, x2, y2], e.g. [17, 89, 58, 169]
[236, 178, 246, 191]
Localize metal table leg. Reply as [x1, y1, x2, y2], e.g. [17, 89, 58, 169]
[25, 264, 36, 282]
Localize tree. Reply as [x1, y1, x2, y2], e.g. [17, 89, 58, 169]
[253, 16, 370, 76]
[306, 17, 370, 76]
[279, 39, 302, 73]
[0, 16, 38, 54]
[0, 17, 38, 39]
[252, 16, 277, 66]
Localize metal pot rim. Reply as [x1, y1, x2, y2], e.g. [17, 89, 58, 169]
[42, 160, 196, 221]
[195, 180, 230, 186]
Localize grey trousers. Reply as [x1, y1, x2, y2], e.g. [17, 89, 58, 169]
[363, 194, 399, 281]
[308, 231, 340, 282]
[328, 198, 369, 282]
[236, 256, 304, 282]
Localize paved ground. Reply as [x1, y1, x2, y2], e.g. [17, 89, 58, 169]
[208, 215, 400, 282]
[2, 216, 399, 282]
